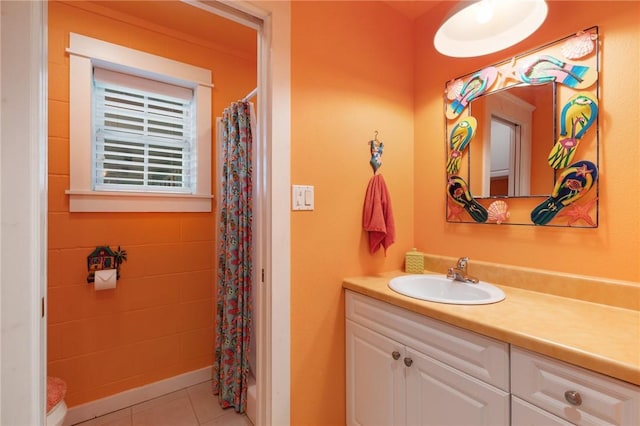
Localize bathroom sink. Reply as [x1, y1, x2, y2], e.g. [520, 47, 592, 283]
[388, 274, 505, 305]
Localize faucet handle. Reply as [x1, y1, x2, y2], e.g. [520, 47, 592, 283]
[456, 257, 469, 271]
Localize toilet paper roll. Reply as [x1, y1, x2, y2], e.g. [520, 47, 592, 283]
[94, 269, 117, 290]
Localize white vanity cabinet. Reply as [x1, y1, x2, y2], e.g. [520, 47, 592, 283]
[511, 347, 640, 426]
[346, 290, 510, 426]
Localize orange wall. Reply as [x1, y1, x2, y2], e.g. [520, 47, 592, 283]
[291, 1, 414, 424]
[47, 1, 256, 406]
[291, 1, 638, 425]
[414, 1, 640, 282]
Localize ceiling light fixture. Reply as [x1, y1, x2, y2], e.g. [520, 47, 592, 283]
[434, 0, 548, 58]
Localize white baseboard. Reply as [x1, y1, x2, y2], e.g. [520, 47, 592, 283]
[64, 366, 212, 426]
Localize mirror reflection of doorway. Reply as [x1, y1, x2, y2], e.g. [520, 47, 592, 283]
[490, 117, 521, 197]
[479, 90, 535, 198]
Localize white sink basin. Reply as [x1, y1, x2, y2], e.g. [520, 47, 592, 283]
[388, 274, 505, 305]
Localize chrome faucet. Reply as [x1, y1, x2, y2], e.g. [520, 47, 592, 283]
[447, 257, 479, 284]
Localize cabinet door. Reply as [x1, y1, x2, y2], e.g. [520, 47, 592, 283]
[512, 396, 573, 426]
[346, 320, 405, 426]
[405, 347, 509, 426]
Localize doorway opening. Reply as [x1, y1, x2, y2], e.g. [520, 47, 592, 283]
[489, 116, 521, 197]
[20, 1, 288, 425]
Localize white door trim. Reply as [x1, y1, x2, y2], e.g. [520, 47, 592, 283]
[256, 3, 291, 424]
[0, 1, 48, 424]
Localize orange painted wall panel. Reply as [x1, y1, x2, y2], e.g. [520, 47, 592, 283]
[290, 2, 414, 424]
[414, 1, 639, 282]
[47, 1, 256, 407]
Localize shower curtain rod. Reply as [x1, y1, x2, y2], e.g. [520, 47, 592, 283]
[243, 87, 257, 101]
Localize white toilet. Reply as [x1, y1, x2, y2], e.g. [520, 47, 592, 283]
[46, 377, 68, 426]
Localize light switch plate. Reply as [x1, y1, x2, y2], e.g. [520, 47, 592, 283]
[292, 185, 314, 211]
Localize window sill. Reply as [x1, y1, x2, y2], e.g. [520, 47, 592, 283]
[66, 190, 213, 212]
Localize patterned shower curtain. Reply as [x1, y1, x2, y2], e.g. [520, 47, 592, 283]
[213, 101, 254, 412]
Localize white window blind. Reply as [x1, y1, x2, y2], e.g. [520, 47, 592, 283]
[92, 67, 197, 193]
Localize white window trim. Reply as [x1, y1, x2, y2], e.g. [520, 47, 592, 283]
[66, 33, 213, 212]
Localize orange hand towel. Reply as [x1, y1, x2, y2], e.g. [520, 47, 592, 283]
[363, 174, 395, 255]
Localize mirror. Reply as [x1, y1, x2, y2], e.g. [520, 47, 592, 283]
[444, 27, 599, 227]
[469, 83, 555, 198]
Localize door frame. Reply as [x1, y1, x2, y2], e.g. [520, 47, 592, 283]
[0, 1, 291, 424]
[0, 1, 48, 424]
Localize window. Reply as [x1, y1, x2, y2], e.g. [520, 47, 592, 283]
[93, 68, 196, 193]
[67, 33, 212, 212]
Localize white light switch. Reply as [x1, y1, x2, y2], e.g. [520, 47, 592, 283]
[292, 185, 314, 211]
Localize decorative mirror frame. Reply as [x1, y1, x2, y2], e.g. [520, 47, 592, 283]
[444, 27, 600, 227]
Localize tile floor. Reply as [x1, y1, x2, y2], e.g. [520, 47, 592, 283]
[74, 381, 253, 426]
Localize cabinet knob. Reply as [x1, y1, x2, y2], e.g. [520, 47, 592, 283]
[564, 390, 582, 406]
[404, 357, 413, 367]
[391, 351, 401, 360]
